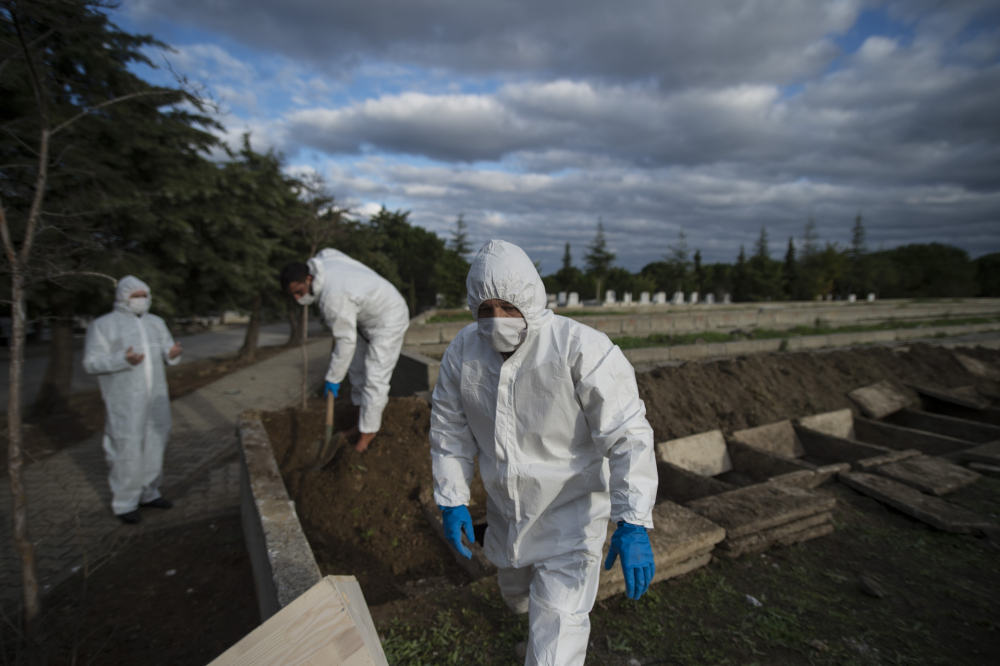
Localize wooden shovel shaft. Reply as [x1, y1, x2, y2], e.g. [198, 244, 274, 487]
[325, 392, 334, 445]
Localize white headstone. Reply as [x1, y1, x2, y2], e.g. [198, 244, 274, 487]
[672, 291, 684, 305]
[867, 292, 876, 302]
[847, 294, 856, 302]
[547, 294, 557, 309]
[653, 291, 667, 304]
[623, 292, 633, 306]
[689, 291, 699, 305]
[639, 291, 651, 305]
[605, 290, 616, 305]
[557, 291, 567, 307]
[825, 294, 833, 301]
[435, 293, 446, 307]
[705, 293, 715, 305]
[723, 293, 732, 304]
[567, 292, 580, 307]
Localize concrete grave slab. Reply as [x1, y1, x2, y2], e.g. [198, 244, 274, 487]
[855, 449, 923, 470]
[874, 455, 981, 496]
[910, 384, 990, 410]
[798, 409, 855, 439]
[768, 463, 849, 489]
[719, 511, 833, 557]
[885, 409, 1000, 444]
[794, 425, 893, 464]
[953, 353, 1000, 381]
[731, 420, 805, 459]
[848, 380, 917, 419]
[837, 471, 996, 534]
[855, 417, 972, 457]
[656, 430, 733, 477]
[685, 484, 835, 539]
[597, 500, 725, 600]
[968, 462, 1000, 478]
[952, 441, 1000, 467]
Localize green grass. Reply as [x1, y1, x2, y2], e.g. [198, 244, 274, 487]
[610, 316, 1000, 350]
[376, 481, 1000, 666]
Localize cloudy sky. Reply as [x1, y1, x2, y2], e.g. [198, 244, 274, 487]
[119, 0, 1000, 271]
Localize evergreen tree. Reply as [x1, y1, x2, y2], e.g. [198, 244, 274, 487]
[733, 246, 750, 302]
[782, 237, 799, 299]
[584, 220, 615, 300]
[450, 213, 471, 258]
[749, 226, 782, 300]
[847, 213, 869, 296]
[693, 249, 705, 293]
[562, 242, 573, 272]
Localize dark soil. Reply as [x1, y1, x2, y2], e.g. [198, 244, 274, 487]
[262, 393, 488, 607]
[1, 343, 292, 474]
[637, 343, 1000, 441]
[1, 515, 258, 666]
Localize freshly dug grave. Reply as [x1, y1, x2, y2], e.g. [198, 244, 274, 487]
[638, 342, 1000, 441]
[262, 393, 488, 607]
[262, 343, 1000, 608]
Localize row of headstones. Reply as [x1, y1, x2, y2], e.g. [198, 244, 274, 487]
[547, 291, 878, 308]
[548, 291, 730, 308]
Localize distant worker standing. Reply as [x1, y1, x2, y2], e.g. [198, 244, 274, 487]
[430, 240, 658, 666]
[281, 248, 410, 452]
[83, 276, 182, 524]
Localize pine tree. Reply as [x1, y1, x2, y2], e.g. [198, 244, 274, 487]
[783, 237, 798, 299]
[562, 242, 573, 271]
[584, 220, 615, 301]
[450, 213, 471, 258]
[693, 249, 705, 293]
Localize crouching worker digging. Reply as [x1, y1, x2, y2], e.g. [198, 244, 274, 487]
[282, 248, 410, 453]
[430, 240, 658, 665]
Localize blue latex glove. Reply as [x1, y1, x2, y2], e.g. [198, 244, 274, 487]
[439, 505, 474, 559]
[324, 381, 340, 398]
[604, 521, 655, 600]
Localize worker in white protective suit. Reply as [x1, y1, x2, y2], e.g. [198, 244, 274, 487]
[430, 240, 658, 666]
[83, 276, 182, 524]
[281, 249, 410, 452]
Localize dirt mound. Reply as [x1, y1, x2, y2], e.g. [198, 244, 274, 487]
[262, 342, 1000, 607]
[637, 343, 999, 441]
[263, 394, 487, 607]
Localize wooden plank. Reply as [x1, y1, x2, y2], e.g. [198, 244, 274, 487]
[885, 408, 1000, 444]
[208, 576, 388, 666]
[854, 417, 973, 456]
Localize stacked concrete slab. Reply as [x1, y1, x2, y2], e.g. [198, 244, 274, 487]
[654, 430, 838, 557]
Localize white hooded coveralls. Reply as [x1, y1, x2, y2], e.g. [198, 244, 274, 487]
[308, 248, 410, 433]
[430, 241, 657, 666]
[83, 276, 181, 515]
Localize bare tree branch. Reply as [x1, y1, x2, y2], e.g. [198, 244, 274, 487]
[51, 90, 172, 137]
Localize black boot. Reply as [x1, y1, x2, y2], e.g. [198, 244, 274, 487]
[140, 497, 173, 509]
[119, 510, 142, 524]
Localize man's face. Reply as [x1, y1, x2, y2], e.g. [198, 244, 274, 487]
[130, 290, 149, 299]
[286, 275, 313, 300]
[478, 299, 523, 319]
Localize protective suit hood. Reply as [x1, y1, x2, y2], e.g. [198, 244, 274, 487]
[466, 240, 547, 325]
[114, 276, 151, 316]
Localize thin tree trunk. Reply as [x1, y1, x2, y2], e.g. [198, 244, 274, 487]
[301, 305, 308, 410]
[237, 295, 262, 363]
[285, 297, 304, 347]
[8, 272, 41, 642]
[34, 293, 75, 416]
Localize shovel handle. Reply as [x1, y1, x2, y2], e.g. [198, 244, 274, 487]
[326, 391, 334, 428]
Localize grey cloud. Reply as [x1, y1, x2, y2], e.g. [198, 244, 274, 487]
[133, 0, 861, 86]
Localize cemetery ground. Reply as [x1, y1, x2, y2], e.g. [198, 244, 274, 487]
[7, 341, 999, 664]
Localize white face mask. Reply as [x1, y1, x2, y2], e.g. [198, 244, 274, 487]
[295, 292, 316, 306]
[127, 297, 151, 316]
[478, 316, 527, 353]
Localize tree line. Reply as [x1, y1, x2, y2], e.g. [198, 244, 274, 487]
[544, 218, 999, 304]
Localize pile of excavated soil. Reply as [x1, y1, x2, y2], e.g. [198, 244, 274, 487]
[262, 342, 1000, 608]
[263, 393, 487, 607]
[637, 343, 1000, 441]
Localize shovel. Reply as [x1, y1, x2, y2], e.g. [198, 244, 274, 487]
[310, 392, 346, 470]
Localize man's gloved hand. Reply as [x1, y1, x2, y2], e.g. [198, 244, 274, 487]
[324, 381, 340, 398]
[439, 505, 474, 559]
[604, 521, 655, 600]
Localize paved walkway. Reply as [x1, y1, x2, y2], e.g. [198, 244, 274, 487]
[0, 339, 332, 608]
